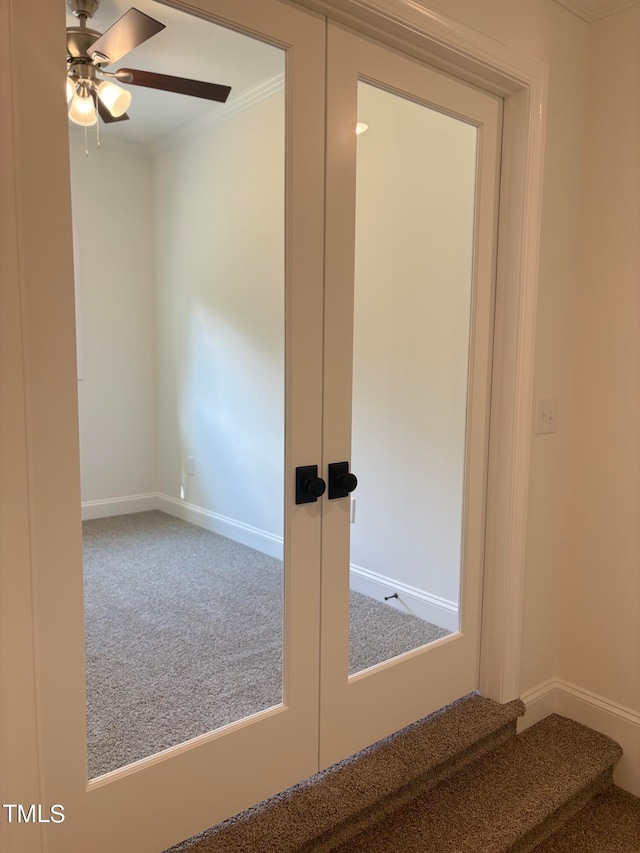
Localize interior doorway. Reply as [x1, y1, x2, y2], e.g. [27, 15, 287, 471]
[0, 0, 552, 843]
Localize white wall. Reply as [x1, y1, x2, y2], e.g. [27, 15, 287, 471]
[434, 0, 640, 793]
[351, 81, 477, 607]
[423, 0, 591, 701]
[559, 7, 640, 713]
[69, 138, 157, 505]
[153, 91, 286, 542]
[70, 89, 288, 547]
[71, 90, 287, 545]
[409, 2, 640, 781]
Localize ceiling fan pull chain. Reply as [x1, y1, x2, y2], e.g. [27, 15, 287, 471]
[84, 122, 88, 158]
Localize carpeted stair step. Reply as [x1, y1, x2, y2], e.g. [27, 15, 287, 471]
[328, 714, 623, 853]
[166, 693, 525, 852]
[531, 785, 640, 852]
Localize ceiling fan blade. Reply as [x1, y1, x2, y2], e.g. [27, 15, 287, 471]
[89, 8, 165, 66]
[96, 98, 130, 124]
[116, 68, 231, 103]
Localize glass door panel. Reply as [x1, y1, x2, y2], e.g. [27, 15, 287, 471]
[348, 80, 478, 675]
[70, 5, 288, 779]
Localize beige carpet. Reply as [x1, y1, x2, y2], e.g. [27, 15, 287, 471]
[533, 786, 640, 852]
[165, 697, 640, 853]
[328, 715, 623, 852]
[165, 694, 525, 851]
[84, 510, 449, 777]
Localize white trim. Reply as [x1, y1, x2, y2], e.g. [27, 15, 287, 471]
[81, 498, 457, 632]
[349, 564, 458, 633]
[557, 679, 640, 727]
[72, 227, 84, 381]
[519, 677, 558, 729]
[520, 676, 556, 708]
[81, 492, 285, 558]
[479, 65, 546, 705]
[150, 73, 285, 158]
[69, 73, 286, 159]
[81, 493, 158, 520]
[520, 679, 640, 796]
[0, 0, 44, 843]
[553, 0, 640, 22]
[156, 494, 284, 560]
[295, 0, 545, 93]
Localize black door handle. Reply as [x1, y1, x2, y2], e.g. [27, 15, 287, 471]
[328, 461, 358, 499]
[295, 465, 326, 504]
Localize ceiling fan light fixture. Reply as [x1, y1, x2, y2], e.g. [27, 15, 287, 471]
[64, 1, 231, 142]
[97, 79, 132, 117]
[68, 84, 97, 126]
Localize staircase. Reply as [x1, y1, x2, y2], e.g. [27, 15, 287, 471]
[167, 694, 640, 852]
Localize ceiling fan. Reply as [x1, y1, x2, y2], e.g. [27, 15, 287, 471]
[66, 0, 231, 127]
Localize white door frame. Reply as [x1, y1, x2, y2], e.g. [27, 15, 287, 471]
[292, 0, 547, 704]
[0, 0, 545, 850]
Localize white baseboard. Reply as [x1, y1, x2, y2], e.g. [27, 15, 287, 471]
[81, 493, 158, 520]
[349, 563, 458, 633]
[82, 496, 457, 631]
[157, 494, 284, 560]
[518, 677, 557, 729]
[520, 678, 640, 796]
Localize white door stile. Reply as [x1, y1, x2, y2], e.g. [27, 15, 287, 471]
[319, 21, 502, 767]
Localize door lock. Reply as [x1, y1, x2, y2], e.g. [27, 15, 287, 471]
[328, 461, 358, 499]
[295, 465, 326, 504]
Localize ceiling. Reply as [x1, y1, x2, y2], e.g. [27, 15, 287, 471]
[66, 0, 284, 146]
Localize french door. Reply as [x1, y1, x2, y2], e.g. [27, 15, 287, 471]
[10, 1, 501, 851]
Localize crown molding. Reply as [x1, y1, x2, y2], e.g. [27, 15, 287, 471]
[554, 0, 640, 22]
[68, 73, 285, 159]
[150, 72, 285, 158]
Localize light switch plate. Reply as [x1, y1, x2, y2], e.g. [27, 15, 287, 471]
[534, 397, 558, 434]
